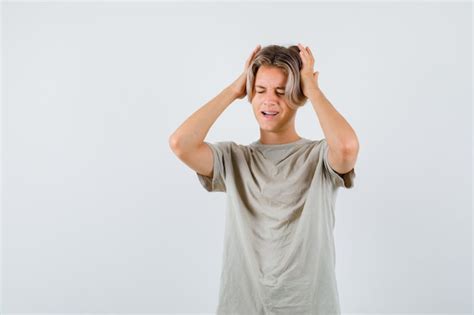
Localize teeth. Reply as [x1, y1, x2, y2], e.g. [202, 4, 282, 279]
[263, 111, 278, 115]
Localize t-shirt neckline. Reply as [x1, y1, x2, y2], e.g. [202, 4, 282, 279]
[250, 137, 311, 148]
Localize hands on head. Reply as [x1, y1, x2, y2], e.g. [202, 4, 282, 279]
[229, 43, 320, 101]
[297, 43, 320, 97]
[229, 45, 261, 99]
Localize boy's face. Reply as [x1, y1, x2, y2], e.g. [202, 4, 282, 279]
[251, 65, 298, 133]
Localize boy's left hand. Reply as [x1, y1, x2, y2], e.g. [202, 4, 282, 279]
[297, 43, 320, 97]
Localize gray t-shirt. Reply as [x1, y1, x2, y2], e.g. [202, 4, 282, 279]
[196, 137, 356, 314]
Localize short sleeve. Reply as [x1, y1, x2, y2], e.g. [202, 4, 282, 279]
[195, 141, 229, 192]
[321, 139, 356, 189]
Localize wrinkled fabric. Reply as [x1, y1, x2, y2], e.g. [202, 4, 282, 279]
[196, 137, 356, 315]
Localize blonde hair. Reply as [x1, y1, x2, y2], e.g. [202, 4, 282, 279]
[246, 44, 307, 110]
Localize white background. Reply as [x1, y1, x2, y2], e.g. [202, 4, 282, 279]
[2, 1, 472, 314]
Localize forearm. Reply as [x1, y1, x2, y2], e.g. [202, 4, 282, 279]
[308, 88, 359, 153]
[169, 86, 238, 154]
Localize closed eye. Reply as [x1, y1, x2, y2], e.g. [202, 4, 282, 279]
[257, 91, 285, 95]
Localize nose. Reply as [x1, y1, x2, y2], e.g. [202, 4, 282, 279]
[263, 93, 280, 104]
[263, 102, 278, 108]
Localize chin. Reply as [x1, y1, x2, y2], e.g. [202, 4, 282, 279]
[259, 125, 280, 131]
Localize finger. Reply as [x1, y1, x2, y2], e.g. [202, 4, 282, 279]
[250, 45, 261, 60]
[297, 44, 307, 63]
[246, 46, 259, 63]
[298, 45, 310, 66]
[245, 55, 252, 67]
[253, 44, 261, 55]
[245, 45, 261, 69]
[301, 44, 314, 63]
[298, 43, 308, 57]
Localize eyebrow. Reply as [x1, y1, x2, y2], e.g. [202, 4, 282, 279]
[255, 85, 285, 89]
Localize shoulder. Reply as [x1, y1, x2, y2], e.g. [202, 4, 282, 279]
[205, 140, 247, 156]
[214, 141, 265, 161]
[308, 138, 326, 149]
[298, 138, 324, 151]
[216, 140, 254, 151]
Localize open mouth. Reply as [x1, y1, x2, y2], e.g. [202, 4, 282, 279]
[261, 111, 279, 118]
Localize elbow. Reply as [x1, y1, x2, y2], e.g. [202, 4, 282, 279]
[169, 133, 205, 156]
[342, 139, 359, 157]
[169, 133, 195, 156]
[169, 133, 181, 153]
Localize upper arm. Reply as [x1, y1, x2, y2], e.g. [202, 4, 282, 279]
[320, 138, 357, 189]
[171, 142, 214, 178]
[170, 138, 228, 192]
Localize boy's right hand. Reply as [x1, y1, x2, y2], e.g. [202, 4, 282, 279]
[229, 45, 261, 99]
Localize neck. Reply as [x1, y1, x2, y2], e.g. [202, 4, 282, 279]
[258, 131, 301, 145]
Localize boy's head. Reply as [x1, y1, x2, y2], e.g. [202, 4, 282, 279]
[247, 44, 307, 134]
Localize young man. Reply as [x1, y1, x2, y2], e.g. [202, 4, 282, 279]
[169, 43, 358, 314]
